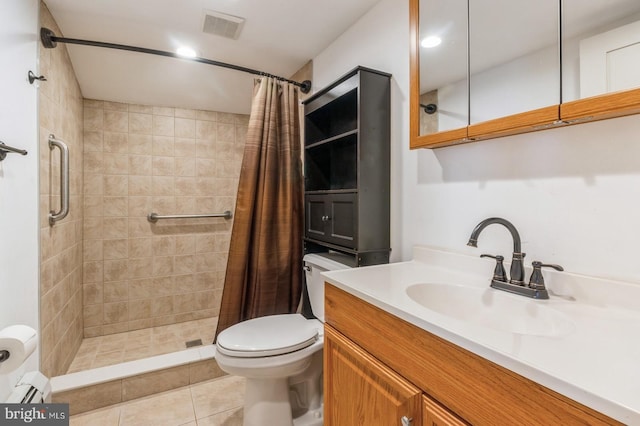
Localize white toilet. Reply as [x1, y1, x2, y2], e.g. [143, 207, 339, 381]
[215, 253, 352, 426]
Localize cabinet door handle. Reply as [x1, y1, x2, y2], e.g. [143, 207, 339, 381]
[401, 416, 412, 426]
[321, 215, 332, 222]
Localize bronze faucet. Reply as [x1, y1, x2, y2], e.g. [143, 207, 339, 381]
[467, 217, 525, 285]
[467, 217, 562, 300]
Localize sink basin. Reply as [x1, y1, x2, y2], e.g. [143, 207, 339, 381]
[406, 283, 575, 337]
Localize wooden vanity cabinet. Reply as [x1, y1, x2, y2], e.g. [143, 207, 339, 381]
[324, 283, 622, 426]
[324, 326, 422, 426]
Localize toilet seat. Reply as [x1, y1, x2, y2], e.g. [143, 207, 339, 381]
[216, 314, 319, 358]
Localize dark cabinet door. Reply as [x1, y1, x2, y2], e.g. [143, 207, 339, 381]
[305, 193, 357, 249]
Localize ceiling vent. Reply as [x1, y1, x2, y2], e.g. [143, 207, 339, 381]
[202, 10, 245, 40]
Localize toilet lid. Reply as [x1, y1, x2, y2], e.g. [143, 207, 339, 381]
[216, 314, 319, 358]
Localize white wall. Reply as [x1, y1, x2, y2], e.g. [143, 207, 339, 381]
[0, 0, 40, 401]
[313, 0, 640, 285]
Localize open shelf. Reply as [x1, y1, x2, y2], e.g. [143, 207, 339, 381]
[305, 88, 358, 146]
[304, 132, 357, 191]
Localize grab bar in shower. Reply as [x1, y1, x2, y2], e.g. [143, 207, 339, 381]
[0, 141, 28, 161]
[147, 211, 233, 223]
[48, 134, 69, 226]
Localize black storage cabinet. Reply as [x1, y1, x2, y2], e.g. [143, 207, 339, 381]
[303, 66, 391, 266]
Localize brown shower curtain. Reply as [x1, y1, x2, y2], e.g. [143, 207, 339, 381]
[214, 77, 303, 340]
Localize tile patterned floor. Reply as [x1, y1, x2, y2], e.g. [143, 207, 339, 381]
[69, 375, 245, 426]
[67, 318, 218, 373]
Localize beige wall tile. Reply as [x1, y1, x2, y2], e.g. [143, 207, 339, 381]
[152, 136, 174, 156]
[128, 238, 152, 258]
[128, 176, 152, 196]
[129, 113, 153, 134]
[128, 134, 153, 154]
[216, 124, 235, 143]
[104, 111, 129, 132]
[84, 107, 104, 131]
[104, 281, 129, 303]
[104, 302, 128, 324]
[153, 115, 175, 136]
[174, 138, 196, 157]
[84, 131, 103, 152]
[129, 257, 153, 279]
[103, 217, 128, 239]
[152, 156, 175, 176]
[128, 155, 152, 176]
[103, 196, 128, 217]
[103, 132, 128, 153]
[129, 299, 152, 320]
[196, 120, 217, 140]
[129, 278, 153, 300]
[81, 99, 247, 338]
[103, 239, 128, 260]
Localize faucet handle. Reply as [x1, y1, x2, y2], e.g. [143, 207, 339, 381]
[480, 254, 507, 282]
[529, 261, 564, 290]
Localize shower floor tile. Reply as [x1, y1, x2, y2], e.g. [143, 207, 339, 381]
[67, 317, 218, 373]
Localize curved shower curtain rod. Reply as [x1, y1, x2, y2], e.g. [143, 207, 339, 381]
[40, 27, 312, 94]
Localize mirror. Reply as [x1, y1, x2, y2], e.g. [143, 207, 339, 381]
[469, 0, 559, 124]
[562, 0, 640, 102]
[418, 0, 468, 137]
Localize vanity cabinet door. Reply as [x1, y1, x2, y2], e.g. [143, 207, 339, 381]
[304, 193, 357, 249]
[324, 325, 422, 426]
[423, 394, 469, 426]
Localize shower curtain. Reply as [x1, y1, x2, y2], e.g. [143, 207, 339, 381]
[214, 77, 303, 340]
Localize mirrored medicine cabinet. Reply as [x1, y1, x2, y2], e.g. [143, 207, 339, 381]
[410, 0, 640, 149]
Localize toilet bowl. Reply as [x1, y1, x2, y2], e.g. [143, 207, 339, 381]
[215, 253, 352, 426]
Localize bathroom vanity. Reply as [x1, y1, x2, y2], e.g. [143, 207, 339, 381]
[322, 247, 640, 425]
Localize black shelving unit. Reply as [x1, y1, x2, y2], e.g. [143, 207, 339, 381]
[302, 66, 391, 266]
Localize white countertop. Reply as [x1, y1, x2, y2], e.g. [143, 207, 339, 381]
[322, 246, 640, 425]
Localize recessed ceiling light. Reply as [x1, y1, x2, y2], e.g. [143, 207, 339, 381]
[421, 36, 442, 48]
[176, 46, 197, 58]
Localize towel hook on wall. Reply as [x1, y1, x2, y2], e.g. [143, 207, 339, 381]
[28, 70, 47, 85]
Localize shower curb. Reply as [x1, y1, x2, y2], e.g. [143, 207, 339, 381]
[51, 345, 225, 415]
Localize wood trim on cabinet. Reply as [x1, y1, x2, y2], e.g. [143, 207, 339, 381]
[561, 88, 640, 123]
[409, 0, 468, 150]
[423, 394, 469, 426]
[325, 284, 621, 426]
[467, 105, 560, 140]
[410, 128, 469, 149]
[409, 0, 420, 147]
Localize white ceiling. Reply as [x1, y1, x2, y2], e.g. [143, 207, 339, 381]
[43, 0, 382, 114]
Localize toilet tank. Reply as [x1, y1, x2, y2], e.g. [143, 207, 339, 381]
[303, 253, 353, 322]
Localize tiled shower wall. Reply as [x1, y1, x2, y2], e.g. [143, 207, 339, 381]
[82, 100, 246, 337]
[39, 3, 85, 377]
